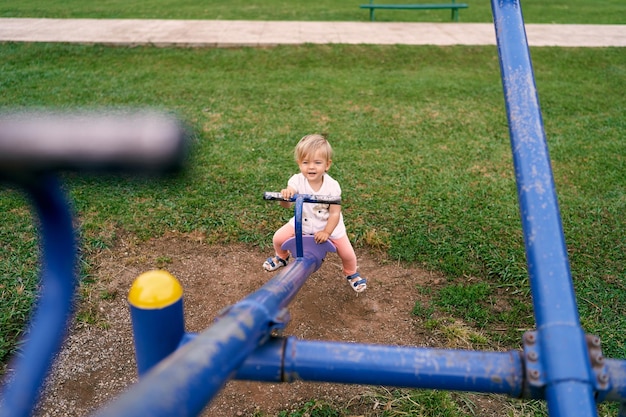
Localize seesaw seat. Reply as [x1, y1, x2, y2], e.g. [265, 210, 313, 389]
[281, 235, 336, 266]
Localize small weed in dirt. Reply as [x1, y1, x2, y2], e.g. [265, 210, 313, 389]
[155, 256, 173, 268]
[352, 387, 462, 417]
[277, 400, 343, 417]
[411, 300, 434, 319]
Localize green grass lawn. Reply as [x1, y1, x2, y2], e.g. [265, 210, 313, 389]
[0, 2, 625, 415]
[0, 0, 625, 24]
[2, 41, 624, 360]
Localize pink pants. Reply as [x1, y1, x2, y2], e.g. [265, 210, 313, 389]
[272, 223, 358, 276]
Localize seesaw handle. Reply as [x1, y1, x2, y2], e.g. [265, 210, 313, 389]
[0, 110, 190, 417]
[0, 110, 188, 174]
[263, 192, 341, 205]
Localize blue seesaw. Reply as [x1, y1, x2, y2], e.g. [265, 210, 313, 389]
[1, 1, 626, 416]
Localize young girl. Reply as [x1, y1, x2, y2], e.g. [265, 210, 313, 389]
[263, 134, 367, 293]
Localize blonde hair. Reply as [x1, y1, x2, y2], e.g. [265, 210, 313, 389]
[294, 134, 333, 163]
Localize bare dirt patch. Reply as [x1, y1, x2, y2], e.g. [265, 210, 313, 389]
[33, 231, 507, 416]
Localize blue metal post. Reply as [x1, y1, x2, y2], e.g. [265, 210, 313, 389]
[0, 176, 77, 417]
[491, 1, 598, 416]
[128, 270, 186, 376]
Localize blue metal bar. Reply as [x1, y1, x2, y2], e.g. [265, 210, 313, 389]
[491, 1, 598, 416]
[93, 240, 333, 417]
[234, 337, 524, 396]
[294, 195, 304, 258]
[171, 332, 626, 404]
[0, 176, 77, 417]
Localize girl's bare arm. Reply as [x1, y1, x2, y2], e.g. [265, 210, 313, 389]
[315, 204, 340, 243]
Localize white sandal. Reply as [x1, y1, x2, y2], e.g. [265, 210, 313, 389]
[346, 272, 367, 293]
[263, 255, 289, 272]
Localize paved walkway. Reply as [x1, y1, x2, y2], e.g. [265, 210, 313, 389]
[0, 18, 625, 47]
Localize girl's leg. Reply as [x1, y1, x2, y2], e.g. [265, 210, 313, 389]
[273, 223, 294, 260]
[331, 235, 366, 292]
[330, 235, 358, 276]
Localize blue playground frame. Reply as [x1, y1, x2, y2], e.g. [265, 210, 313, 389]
[1, 1, 626, 417]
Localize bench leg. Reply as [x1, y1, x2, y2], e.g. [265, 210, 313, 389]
[370, 8, 375, 21]
[452, 8, 459, 22]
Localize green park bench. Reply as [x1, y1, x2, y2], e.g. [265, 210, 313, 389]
[360, 0, 469, 22]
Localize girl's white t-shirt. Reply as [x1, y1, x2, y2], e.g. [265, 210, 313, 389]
[287, 173, 346, 239]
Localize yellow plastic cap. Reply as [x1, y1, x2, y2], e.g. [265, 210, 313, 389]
[128, 270, 183, 309]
